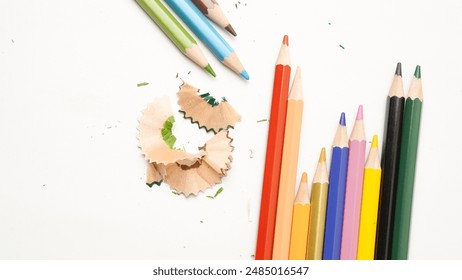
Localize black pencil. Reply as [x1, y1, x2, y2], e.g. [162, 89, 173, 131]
[375, 62, 405, 259]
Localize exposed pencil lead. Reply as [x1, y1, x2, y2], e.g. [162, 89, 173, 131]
[319, 148, 326, 162]
[283, 35, 289, 46]
[395, 62, 402, 77]
[205, 64, 216, 77]
[301, 172, 308, 184]
[414, 65, 421, 79]
[371, 134, 378, 148]
[340, 112, 346, 126]
[356, 105, 364, 120]
[225, 24, 237, 37]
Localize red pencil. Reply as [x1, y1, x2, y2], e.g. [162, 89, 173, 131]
[256, 35, 291, 260]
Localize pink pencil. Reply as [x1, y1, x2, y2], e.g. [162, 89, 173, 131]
[340, 105, 366, 259]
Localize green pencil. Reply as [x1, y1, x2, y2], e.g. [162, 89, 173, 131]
[135, 0, 215, 77]
[391, 65, 423, 259]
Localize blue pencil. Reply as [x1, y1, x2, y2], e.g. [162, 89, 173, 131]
[164, 0, 249, 80]
[323, 112, 349, 259]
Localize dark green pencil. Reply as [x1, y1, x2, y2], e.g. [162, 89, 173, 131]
[391, 65, 423, 259]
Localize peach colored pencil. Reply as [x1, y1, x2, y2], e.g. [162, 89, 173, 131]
[272, 67, 304, 259]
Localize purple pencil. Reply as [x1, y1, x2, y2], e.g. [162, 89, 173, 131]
[340, 105, 367, 259]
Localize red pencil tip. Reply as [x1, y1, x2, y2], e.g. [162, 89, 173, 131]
[283, 35, 289, 46]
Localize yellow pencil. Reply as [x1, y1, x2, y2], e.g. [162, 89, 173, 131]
[288, 172, 311, 260]
[306, 148, 329, 260]
[357, 135, 382, 260]
[272, 67, 304, 259]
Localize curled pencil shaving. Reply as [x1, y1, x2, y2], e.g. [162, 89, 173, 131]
[164, 130, 234, 196]
[146, 163, 166, 186]
[137, 96, 203, 165]
[177, 83, 241, 134]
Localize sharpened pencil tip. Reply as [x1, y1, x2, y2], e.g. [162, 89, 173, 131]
[225, 24, 237, 36]
[414, 65, 421, 79]
[205, 64, 216, 77]
[240, 70, 249, 80]
[301, 172, 308, 184]
[319, 148, 326, 163]
[339, 112, 346, 126]
[283, 35, 289, 46]
[356, 105, 363, 120]
[395, 62, 402, 76]
[372, 134, 378, 148]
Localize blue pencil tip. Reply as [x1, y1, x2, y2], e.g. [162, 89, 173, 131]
[339, 112, 346, 126]
[240, 70, 249, 80]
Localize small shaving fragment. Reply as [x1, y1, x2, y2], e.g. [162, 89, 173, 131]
[257, 118, 268, 123]
[137, 82, 149, 87]
[339, 44, 345, 49]
[207, 187, 224, 199]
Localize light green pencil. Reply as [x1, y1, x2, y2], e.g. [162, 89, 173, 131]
[135, 0, 215, 77]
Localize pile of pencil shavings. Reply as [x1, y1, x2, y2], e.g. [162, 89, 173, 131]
[137, 82, 241, 197]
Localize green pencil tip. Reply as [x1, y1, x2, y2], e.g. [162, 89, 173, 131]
[414, 65, 421, 79]
[205, 64, 216, 77]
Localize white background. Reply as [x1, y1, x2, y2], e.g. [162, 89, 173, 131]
[1, 0, 461, 260]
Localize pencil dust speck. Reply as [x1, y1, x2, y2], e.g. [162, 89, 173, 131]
[137, 82, 149, 87]
[187, 71, 191, 75]
[172, 191, 180, 195]
[339, 44, 345, 49]
[249, 149, 254, 159]
[257, 118, 268, 123]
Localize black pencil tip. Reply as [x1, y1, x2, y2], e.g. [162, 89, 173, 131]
[395, 62, 402, 76]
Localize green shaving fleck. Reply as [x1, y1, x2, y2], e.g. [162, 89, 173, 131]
[200, 93, 225, 107]
[161, 116, 177, 149]
[339, 44, 345, 49]
[207, 187, 224, 199]
[146, 180, 162, 187]
[172, 191, 180, 195]
[257, 118, 268, 123]
[200, 220, 204, 223]
[137, 82, 149, 87]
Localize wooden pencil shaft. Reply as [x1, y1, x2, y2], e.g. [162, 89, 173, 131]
[357, 167, 382, 260]
[323, 146, 349, 260]
[289, 204, 310, 260]
[375, 96, 405, 259]
[307, 182, 328, 260]
[392, 98, 422, 259]
[136, 0, 195, 52]
[272, 98, 303, 259]
[255, 62, 291, 260]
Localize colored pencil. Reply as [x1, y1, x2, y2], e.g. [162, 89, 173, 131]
[306, 148, 329, 260]
[273, 67, 304, 260]
[135, 0, 215, 77]
[375, 63, 405, 259]
[288, 172, 311, 260]
[392, 65, 423, 259]
[323, 112, 349, 260]
[357, 135, 382, 260]
[340, 105, 366, 260]
[255, 35, 291, 260]
[164, 0, 249, 79]
[191, 0, 237, 36]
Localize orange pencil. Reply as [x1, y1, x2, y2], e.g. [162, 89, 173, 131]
[273, 67, 304, 259]
[256, 35, 291, 260]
